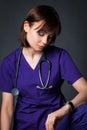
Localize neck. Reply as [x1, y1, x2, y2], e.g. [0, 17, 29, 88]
[23, 47, 43, 58]
[22, 47, 43, 70]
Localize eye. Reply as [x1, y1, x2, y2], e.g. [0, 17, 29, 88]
[48, 34, 55, 39]
[38, 30, 45, 36]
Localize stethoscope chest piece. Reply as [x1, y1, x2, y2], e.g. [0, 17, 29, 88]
[11, 88, 19, 96]
[11, 47, 22, 97]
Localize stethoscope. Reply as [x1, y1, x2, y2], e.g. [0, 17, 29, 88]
[11, 47, 53, 97]
[36, 57, 53, 89]
[11, 47, 22, 97]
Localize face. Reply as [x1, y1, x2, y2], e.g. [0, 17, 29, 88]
[24, 20, 55, 52]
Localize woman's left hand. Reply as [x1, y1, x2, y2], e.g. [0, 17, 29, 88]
[45, 110, 65, 130]
[45, 103, 72, 130]
[45, 112, 57, 130]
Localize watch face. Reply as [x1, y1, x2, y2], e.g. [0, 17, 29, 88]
[66, 101, 75, 110]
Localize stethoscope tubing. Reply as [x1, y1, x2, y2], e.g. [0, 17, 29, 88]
[11, 47, 22, 96]
[36, 57, 52, 89]
[11, 47, 53, 129]
[12, 47, 53, 95]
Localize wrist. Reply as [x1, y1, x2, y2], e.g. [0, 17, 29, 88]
[61, 101, 75, 116]
[57, 104, 71, 117]
[65, 101, 75, 111]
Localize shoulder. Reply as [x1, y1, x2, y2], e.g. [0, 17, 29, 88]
[2, 47, 21, 64]
[45, 45, 70, 57]
[0, 47, 21, 73]
[44, 45, 74, 64]
[4, 47, 20, 60]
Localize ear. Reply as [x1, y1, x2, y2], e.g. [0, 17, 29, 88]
[23, 21, 30, 32]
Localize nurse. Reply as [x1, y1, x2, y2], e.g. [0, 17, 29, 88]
[0, 5, 87, 130]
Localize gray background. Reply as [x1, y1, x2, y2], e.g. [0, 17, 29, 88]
[0, 0, 87, 106]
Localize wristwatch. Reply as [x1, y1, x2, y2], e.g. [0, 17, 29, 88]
[65, 101, 75, 111]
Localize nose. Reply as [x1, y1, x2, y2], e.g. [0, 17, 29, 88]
[42, 35, 48, 45]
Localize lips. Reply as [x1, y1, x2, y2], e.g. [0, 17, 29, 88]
[39, 45, 45, 49]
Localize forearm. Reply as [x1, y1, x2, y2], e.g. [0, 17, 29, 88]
[59, 89, 87, 118]
[45, 79, 87, 129]
[1, 109, 13, 130]
[45, 78, 87, 130]
[59, 92, 87, 117]
[70, 93, 87, 108]
[45, 103, 71, 130]
[71, 78, 87, 108]
[1, 92, 14, 130]
[62, 78, 87, 115]
[45, 92, 87, 130]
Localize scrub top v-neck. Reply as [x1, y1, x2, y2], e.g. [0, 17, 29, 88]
[0, 46, 82, 130]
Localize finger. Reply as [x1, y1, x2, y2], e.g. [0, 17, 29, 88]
[45, 119, 54, 130]
[45, 124, 54, 130]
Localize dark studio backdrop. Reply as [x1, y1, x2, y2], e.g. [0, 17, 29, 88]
[0, 0, 87, 107]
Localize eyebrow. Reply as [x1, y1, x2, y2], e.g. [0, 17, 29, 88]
[37, 29, 55, 37]
[34, 23, 45, 30]
[33, 22, 56, 35]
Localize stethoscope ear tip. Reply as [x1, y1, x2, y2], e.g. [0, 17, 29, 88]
[36, 86, 41, 89]
[36, 85, 53, 89]
[49, 85, 53, 88]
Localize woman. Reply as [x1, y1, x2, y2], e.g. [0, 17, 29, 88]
[0, 5, 87, 130]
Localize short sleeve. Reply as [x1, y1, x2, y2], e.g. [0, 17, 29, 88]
[0, 58, 15, 93]
[60, 49, 82, 84]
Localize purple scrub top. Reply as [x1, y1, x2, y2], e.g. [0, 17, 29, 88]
[0, 46, 82, 130]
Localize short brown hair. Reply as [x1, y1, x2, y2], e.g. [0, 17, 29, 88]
[19, 5, 61, 47]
